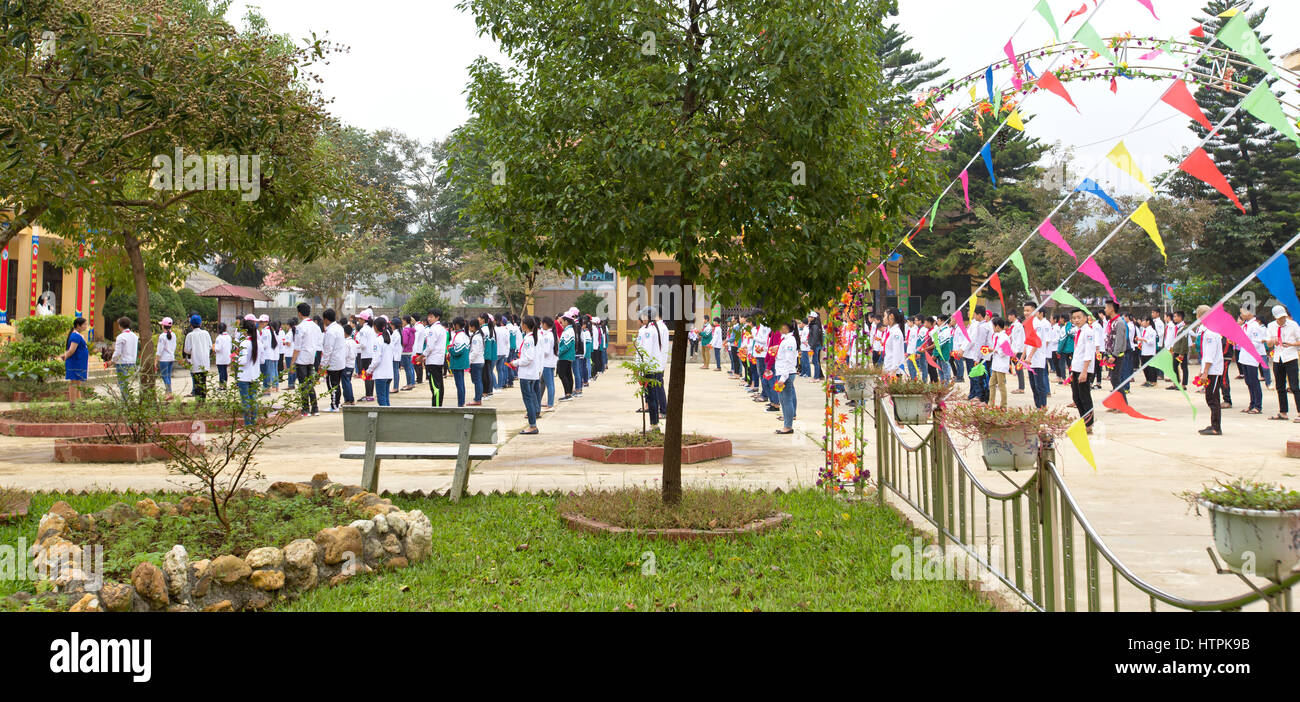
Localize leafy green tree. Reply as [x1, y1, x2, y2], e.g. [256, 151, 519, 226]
[574, 291, 604, 317]
[455, 0, 941, 503]
[401, 284, 453, 318]
[880, 18, 944, 94]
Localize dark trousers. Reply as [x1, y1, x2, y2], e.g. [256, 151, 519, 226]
[1205, 374, 1222, 431]
[646, 371, 667, 425]
[360, 357, 375, 397]
[1243, 364, 1262, 412]
[295, 364, 317, 414]
[428, 363, 445, 407]
[1029, 365, 1048, 408]
[327, 369, 343, 410]
[1141, 354, 1156, 383]
[557, 359, 574, 397]
[1072, 372, 1094, 427]
[1109, 355, 1129, 396]
[216, 364, 228, 387]
[1274, 360, 1300, 414]
[192, 371, 207, 401]
[1219, 366, 1232, 405]
[415, 358, 424, 385]
[1177, 354, 1189, 387]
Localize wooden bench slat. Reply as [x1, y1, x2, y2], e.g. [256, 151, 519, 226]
[339, 445, 497, 460]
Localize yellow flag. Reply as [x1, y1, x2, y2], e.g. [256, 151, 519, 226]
[1106, 141, 1154, 193]
[1006, 110, 1025, 132]
[1066, 419, 1097, 471]
[1129, 201, 1167, 262]
[902, 236, 925, 258]
[968, 294, 976, 319]
[1218, 7, 1240, 17]
[969, 83, 977, 102]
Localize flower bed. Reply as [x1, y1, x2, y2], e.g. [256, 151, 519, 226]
[573, 433, 732, 464]
[26, 473, 434, 612]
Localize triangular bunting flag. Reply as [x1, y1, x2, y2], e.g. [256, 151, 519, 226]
[1050, 288, 1090, 315]
[1107, 141, 1154, 193]
[1136, 0, 1159, 20]
[1064, 3, 1087, 24]
[960, 169, 971, 211]
[1038, 218, 1077, 259]
[1074, 21, 1117, 64]
[1217, 12, 1278, 78]
[878, 262, 891, 288]
[1219, 7, 1240, 17]
[1023, 313, 1042, 349]
[1066, 419, 1097, 471]
[1006, 110, 1025, 132]
[1259, 254, 1300, 321]
[1202, 304, 1266, 366]
[1075, 178, 1121, 213]
[999, 339, 1015, 358]
[928, 197, 940, 231]
[985, 66, 995, 103]
[1179, 148, 1246, 213]
[1242, 81, 1300, 149]
[1103, 391, 1163, 421]
[981, 143, 996, 186]
[1128, 201, 1167, 262]
[902, 235, 925, 258]
[1150, 349, 1197, 420]
[1004, 39, 1019, 74]
[1189, 25, 1206, 38]
[1009, 250, 1033, 298]
[1160, 79, 1212, 130]
[1078, 257, 1117, 302]
[1035, 71, 1080, 112]
[989, 272, 1005, 314]
[1035, 0, 1059, 40]
[952, 310, 971, 343]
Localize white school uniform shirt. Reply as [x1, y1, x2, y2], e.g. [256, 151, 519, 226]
[966, 320, 992, 363]
[1091, 320, 1105, 351]
[1009, 321, 1025, 354]
[183, 328, 212, 370]
[294, 319, 322, 366]
[356, 324, 376, 358]
[514, 333, 541, 381]
[1070, 326, 1095, 374]
[368, 333, 397, 379]
[424, 322, 448, 365]
[1139, 326, 1157, 356]
[635, 323, 662, 372]
[710, 324, 723, 349]
[469, 330, 485, 364]
[495, 325, 510, 358]
[1267, 319, 1300, 363]
[539, 329, 558, 369]
[1163, 319, 1178, 349]
[510, 323, 522, 352]
[1238, 318, 1265, 367]
[883, 326, 905, 373]
[155, 331, 177, 362]
[278, 329, 293, 358]
[1152, 318, 1166, 344]
[798, 326, 810, 352]
[1031, 317, 1051, 368]
[1199, 328, 1224, 376]
[257, 327, 273, 362]
[237, 339, 261, 383]
[990, 331, 1012, 373]
[323, 321, 348, 371]
[774, 331, 798, 376]
[904, 324, 921, 355]
[213, 332, 232, 366]
[344, 337, 360, 369]
[112, 329, 139, 365]
[653, 321, 671, 369]
[412, 323, 428, 358]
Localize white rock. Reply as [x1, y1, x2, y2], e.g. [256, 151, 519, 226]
[246, 547, 284, 570]
[372, 514, 389, 534]
[403, 510, 432, 562]
[386, 511, 408, 538]
[283, 539, 318, 570]
[162, 544, 190, 597]
[349, 519, 375, 537]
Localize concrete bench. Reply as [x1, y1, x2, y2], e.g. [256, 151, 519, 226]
[340, 406, 499, 501]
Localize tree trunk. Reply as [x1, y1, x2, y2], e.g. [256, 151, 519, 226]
[122, 230, 154, 392]
[661, 276, 691, 505]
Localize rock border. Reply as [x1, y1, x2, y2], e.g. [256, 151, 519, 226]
[20, 472, 433, 612]
[560, 511, 793, 541]
[572, 437, 733, 464]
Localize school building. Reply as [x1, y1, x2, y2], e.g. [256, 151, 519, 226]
[0, 221, 108, 343]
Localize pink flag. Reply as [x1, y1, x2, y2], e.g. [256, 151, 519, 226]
[1139, 46, 1164, 60]
[1136, 0, 1158, 19]
[878, 262, 891, 288]
[952, 310, 971, 343]
[999, 339, 1015, 357]
[1038, 218, 1077, 259]
[1077, 257, 1117, 302]
[960, 169, 971, 211]
[1004, 39, 1019, 73]
[1201, 304, 1266, 367]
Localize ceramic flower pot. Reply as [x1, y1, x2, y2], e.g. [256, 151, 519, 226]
[892, 394, 931, 424]
[981, 427, 1039, 471]
[1198, 500, 1300, 579]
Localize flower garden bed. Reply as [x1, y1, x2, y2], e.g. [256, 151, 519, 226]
[572, 432, 732, 464]
[24, 473, 433, 612]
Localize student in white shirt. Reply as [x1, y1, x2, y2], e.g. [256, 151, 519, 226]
[182, 315, 212, 401]
[774, 320, 799, 434]
[467, 318, 487, 405]
[1023, 304, 1051, 408]
[1138, 318, 1159, 387]
[709, 316, 724, 373]
[538, 317, 559, 409]
[1069, 309, 1096, 431]
[387, 316, 404, 395]
[355, 312, 376, 401]
[412, 319, 428, 386]
[1237, 308, 1266, 414]
[155, 317, 178, 400]
[989, 318, 1012, 408]
[321, 308, 348, 412]
[293, 303, 322, 415]
[235, 319, 262, 425]
[257, 315, 277, 393]
[423, 309, 448, 407]
[367, 317, 397, 406]
[882, 310, 906, 378]
[965, 306, 993, 402]
[1194, 305, 1225, 435]
[1265, 305, 1300, 420]
[109, 317, 139, 395]
[495, 319, 512, 390]
[515, 316, 542, 434]
[341, 324, 360, 406]
[213, 323, 232, 389]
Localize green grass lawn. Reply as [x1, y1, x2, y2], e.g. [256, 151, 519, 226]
[278, 490, 996, 612]
[1, 489, 995, 612]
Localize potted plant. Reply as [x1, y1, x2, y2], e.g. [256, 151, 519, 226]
[879, 377, 954, 425]
[1181, 478, 1300, 580]
[833, 363, 882, 401]
[943, 402, 1074, 471]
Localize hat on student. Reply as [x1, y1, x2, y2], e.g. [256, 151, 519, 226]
[243, 314, 257, 322]
[189, 314, 202, 327]
[357, 310, 372, 321]
[591, 317, 601, 324]
[808, 311, 819, 319]
[258, 314, 270, 323]
[159, 317, 173, 327]
[1274, 305, 1289, 319]
[565, 306, 579, 319]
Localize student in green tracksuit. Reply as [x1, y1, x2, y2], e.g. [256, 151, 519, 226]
[557, 317, 577, 400]
[479, 314, 497, 398]
[448, 317, 470, 406]
[700, 321, 714, 369]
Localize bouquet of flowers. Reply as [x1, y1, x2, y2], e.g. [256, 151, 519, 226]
[773, 379, 786, 393]
[980, 345, 992, 357]
[413, 354, 425, 366]
[1193, 375, 1209, 388]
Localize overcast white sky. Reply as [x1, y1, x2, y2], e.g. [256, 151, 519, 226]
[227, 0, 1299, 194]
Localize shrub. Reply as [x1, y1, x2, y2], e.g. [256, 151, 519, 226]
[1182, 478, 1300, 512]
[942, 401, 1075, 442]
[401, 284, 452, 318]
[574, 290, 603, 316]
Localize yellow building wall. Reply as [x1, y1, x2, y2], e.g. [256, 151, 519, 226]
[0, 225, 107, 342]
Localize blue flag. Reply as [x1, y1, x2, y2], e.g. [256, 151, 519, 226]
[1024, 61, 1037, 79]
[985, 66, 994, 102]
[1260, 254, 1300, 321]
[981, 143, 996, 187]
[1075, 178, 1120, 213]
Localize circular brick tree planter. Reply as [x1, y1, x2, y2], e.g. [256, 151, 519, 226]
[52, 438, 205, 464]
[561, 511, 793, 540]
[572, 436, 732, 464]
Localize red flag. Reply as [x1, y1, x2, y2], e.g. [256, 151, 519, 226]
[1109, 77, 1118, 94]
[1036, 71, 1080, 112]
[1064, 3, 1087, 23]
[1179, 147, 1246, 213]
[1189, 25, 1206, 38]
[989, 272, 1006, 314]
[1023, 317, 1042, 350]
[1160, 79, 1212, 130]
[924, 349, 940, 369]
[1103, 391, 1164, 421]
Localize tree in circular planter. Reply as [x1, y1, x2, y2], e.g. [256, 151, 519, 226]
[942, 402, 1075, 471]
[1181, 478, 1300, 582]
[879, 377, 956, 425]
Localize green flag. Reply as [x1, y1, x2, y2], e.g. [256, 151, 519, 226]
[1242, 81, 1300, 148]
[931, 328, 949, 362]
[1009, 250, 1033, 299]
[928, 197, 940, 231]
[1149, 349, 1197, 420]
[1050, 288, 1090, 314]
[968, 361, 987, 378]
[1074, 22, 1117, 64]
[1035, 0, 1059, 40]
[1217, 12, 1277, 78]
